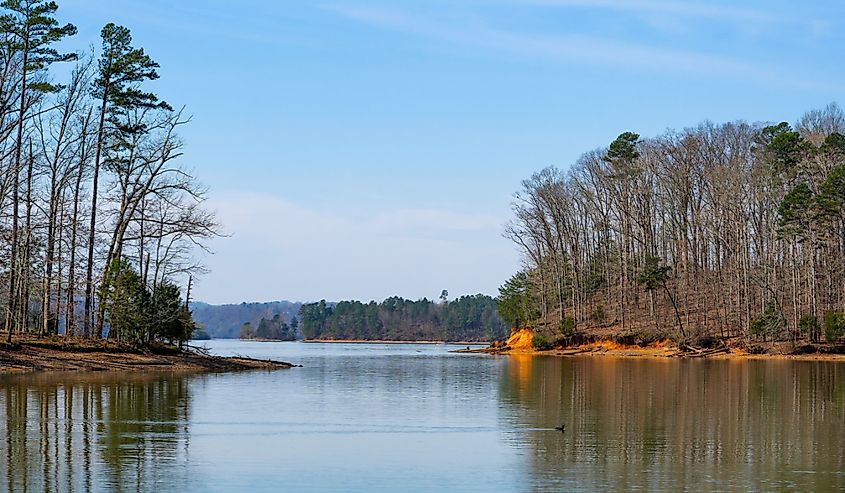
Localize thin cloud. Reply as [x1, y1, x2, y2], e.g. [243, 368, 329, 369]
[505, 0, 779, 24]
[503, 0, 838, 42]
[465, 0, 836, 34]
[326, 6, 751, 76]
[324, 4, 841, 92]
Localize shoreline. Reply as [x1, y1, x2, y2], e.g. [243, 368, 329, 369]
[0, 336, 296, 374]
[453, 339, 845, 361]
[302, 339, 489, 345]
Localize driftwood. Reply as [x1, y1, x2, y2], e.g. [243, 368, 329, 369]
[686, 346, 730, 358]
[450, 346, 509, 354]
[669, 343, 730, 358]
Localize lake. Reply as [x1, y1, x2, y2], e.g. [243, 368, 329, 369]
[1, 340, 844, 492]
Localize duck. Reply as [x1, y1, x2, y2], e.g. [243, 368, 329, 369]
[554, 424, 565, 432]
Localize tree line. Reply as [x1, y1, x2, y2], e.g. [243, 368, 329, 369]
[190, 301, 303, 339]
[239, 313, 298, 341]
[500, 104, 845, 345]
[0, 1, 219, 347]
[299, 294, 507, 342]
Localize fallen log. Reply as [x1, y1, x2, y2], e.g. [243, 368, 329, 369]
[687, 346, 730, 358]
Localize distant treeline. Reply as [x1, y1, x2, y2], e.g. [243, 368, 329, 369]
[240, 314, 298, 341]
[299, 295, 507, 341]
[191, 301, 302, 338]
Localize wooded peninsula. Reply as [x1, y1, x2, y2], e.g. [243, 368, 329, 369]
[497, 104, 845, 356]
[299, 295, 507, 342]
[0, 1, 293, 372]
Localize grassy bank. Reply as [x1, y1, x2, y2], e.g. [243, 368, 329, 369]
[0, 335, 295, 374]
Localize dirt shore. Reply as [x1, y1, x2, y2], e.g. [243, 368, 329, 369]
[453, 330, 845, 361]
[302, 339, 488, 345]
[0, 336, 296, 374]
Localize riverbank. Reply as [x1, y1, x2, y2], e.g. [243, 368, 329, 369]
[303, 339, 488, 345]
[453, 329, 845, 361]
[0, 336, 295, 374]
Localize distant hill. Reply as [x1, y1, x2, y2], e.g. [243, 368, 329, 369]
[190, 301, 303, 339]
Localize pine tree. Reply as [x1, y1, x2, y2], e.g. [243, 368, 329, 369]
[85, 23, 168, 337]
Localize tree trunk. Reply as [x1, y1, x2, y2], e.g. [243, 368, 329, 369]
[84, 91, 109, 337]
[5, 35, 29, 342]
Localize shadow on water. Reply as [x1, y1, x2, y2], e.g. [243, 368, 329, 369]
[497, 356, 845, 491]
[0, 372, 199, 493]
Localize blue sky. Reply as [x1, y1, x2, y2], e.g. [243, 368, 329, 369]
[59, 0, 844, 304]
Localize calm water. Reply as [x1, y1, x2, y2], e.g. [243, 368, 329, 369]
[1, 341, 845, 492]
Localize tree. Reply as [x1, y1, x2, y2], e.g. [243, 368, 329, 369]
[605, 131, 640, 162]
[37, 56, 92, 336]
[637, 256, 685, 339]
[824, 311, 845, 343]
[98, 258, 194, 347]
[817, 164, 845, 223]
[147, 281, 182, 344]
[239, 322, 255, 340]
[778, 183, 814, 238]
[497, 271, 534, 329]
[85, 22, 167, 337]
[1, 0, 76, 341]
[799, 314, 820, 342]
[98, 257, 148, 345]
[748, 301, 785, 341]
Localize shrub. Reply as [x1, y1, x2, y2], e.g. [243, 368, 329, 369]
[798, 314, 820, 339]
[749, 301, 785, 339]
[824, 311, 845, 343]
[531, 335, 553, 350]
[590, 305, 606, 323]
[560, 316, 575, 336]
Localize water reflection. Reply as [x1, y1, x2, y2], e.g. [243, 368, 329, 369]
[2, 343, 845, 492]
[497, 356, 845, 491]
[0, 373, 194, 493]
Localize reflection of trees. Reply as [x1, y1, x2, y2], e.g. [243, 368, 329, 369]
[1, 373, 193, 492]
[498, 357, 845, 490]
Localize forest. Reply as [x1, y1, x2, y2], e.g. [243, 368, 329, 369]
[299, 294, 507, 342]
[0, 1, 218, 348]
[239, 313, 298, 341]
[499, 104, 845, 347]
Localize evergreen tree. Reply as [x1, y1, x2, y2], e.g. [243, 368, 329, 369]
[86, 22, 168, 337]
[497, 271, 534, 329]
[98, 258, 148, 344]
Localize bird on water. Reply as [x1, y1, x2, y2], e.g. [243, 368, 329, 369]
[554, 424, 565, 432]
